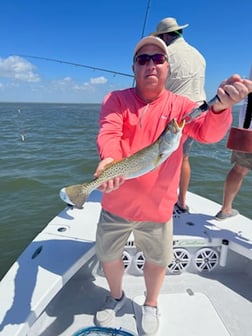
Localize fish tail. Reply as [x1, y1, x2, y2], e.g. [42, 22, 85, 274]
[59, 183, 90, 209]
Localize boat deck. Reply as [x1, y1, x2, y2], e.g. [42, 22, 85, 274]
[28, 255, 252, 336]
[1, 190, 252, 336]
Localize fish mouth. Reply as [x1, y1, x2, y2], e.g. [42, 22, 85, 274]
[172, 118, 185, 132]
[59, 187, 75, 206]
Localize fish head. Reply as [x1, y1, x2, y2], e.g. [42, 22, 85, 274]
[159, 118, 185, 155]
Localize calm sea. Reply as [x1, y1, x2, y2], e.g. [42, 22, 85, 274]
[0, 102, 251, 280]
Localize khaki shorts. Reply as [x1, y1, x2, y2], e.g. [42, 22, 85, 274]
[96, 209, 173, 267]
[231, 150, 252, 170]
[183, 137, 194, 156]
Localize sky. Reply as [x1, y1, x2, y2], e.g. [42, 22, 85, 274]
[0, 0, 251, 103]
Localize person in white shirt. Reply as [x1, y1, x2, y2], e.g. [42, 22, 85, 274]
[152, 17, 206, 212]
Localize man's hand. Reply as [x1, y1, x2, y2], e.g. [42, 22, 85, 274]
[213, 74, 252, 113]
[94, 157, 125, 193]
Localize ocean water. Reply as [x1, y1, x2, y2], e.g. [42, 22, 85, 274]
[0, 102, 251, 280]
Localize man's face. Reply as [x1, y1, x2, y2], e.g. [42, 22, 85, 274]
[160, 33, 173, 45]
[133, 44, 169, 93]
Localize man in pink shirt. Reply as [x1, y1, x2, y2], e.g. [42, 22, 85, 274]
[94, 36, 252, 335]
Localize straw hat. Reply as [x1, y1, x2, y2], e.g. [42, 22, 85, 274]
[152, 17, 189, 36]
[134, 36, 168, 57]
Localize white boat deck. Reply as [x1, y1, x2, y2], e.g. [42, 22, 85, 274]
[0, 190, 252, 336]
[27, 258, 252, 336]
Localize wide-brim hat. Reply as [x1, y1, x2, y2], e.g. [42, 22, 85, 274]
[134, 36, 168, 57]
[152, 17, 189, 35]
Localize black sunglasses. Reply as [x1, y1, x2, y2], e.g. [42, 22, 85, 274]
[134, 53, 167, 66]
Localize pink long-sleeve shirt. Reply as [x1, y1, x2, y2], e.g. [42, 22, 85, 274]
[97, 88, 232, 222]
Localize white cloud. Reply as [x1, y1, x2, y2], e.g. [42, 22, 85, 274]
[51, 76, 74, 88]
[0, 56, 40, 82]
[90, 76, 107, 84]
[0, 56, 127, 102]
[50, 76, 108, 92]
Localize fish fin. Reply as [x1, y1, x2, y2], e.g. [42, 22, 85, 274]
[104, 159, 123, 167]
[96, 159, 122, 177]
[63, 183, 90, 209]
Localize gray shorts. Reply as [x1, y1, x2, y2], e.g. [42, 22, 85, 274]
[183, 137, 194, 155]
[231, 150, 252, 170]
[96, 209, 173, 267]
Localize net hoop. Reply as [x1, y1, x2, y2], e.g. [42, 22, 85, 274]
[73, 326, 136, 336]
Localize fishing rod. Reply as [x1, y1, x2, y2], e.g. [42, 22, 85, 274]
[18, 54, 134, 78]
[132, 0, 152, 86]
[243, 92, 252, 128]
[141, 0, 151, 39]
[19, 1, 151, 83]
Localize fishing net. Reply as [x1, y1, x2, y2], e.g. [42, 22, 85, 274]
[73, 326, 136, 336]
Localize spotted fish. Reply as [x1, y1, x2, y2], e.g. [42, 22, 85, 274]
[59, 118, 184, 208]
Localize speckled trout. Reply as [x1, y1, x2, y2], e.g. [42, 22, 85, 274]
[59, 119, 184, 208]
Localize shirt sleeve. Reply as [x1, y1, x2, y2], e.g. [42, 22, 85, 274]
[96, 92, 124, 160]
[184, 106, 233, 143]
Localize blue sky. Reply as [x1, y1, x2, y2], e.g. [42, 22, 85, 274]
[0, 0, 251, 103]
